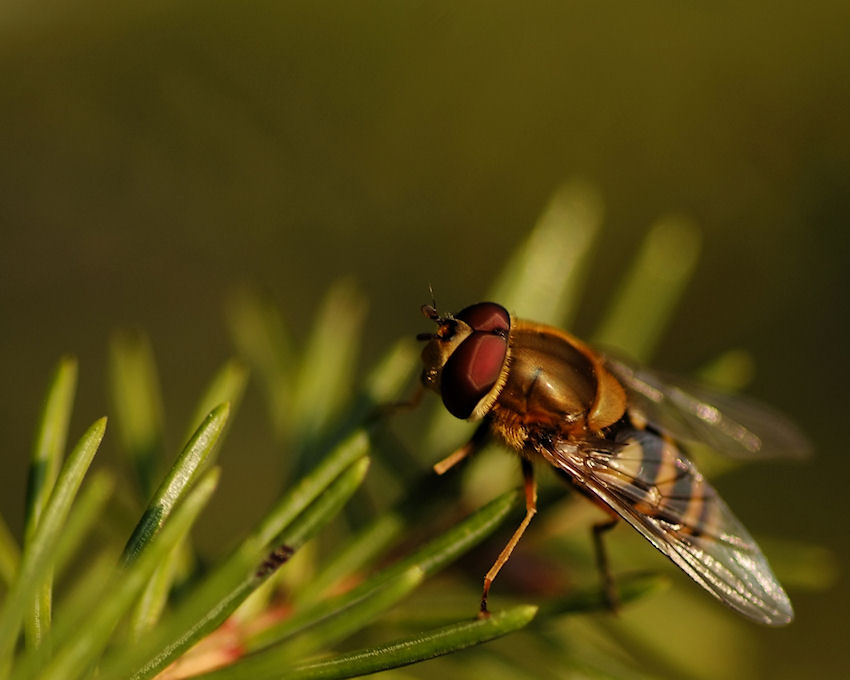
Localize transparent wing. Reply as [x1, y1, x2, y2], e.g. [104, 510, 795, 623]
[603, 355, 812, 460]
[541, 426, 794, 625]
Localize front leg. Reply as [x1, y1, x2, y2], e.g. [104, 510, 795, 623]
[433, 419, 491, 475]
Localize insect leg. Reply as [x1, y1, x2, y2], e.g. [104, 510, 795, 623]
[370, 383, 425, 422]
[433, 420, 491, 475]
[479, 457, 537, 617]
[592, 514, 620, 612]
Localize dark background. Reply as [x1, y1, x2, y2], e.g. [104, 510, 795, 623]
[1, 2, 847, 677]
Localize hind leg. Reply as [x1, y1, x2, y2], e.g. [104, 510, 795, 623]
[592, 514, 620, 612]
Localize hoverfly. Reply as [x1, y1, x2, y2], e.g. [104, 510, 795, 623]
[418, 301, 810, 625]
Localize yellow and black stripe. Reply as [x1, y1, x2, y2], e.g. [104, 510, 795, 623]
[590, 414, 722, 540]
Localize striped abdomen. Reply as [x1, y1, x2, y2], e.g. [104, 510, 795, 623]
[586, 422, 723, 539]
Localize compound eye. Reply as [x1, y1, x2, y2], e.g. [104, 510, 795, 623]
[441, 332, 508, 419]
[455, 302, 510, 334]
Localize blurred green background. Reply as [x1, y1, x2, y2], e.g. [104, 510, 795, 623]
[1, 1, 847, 677]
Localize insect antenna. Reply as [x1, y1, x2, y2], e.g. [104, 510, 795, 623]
[421, 284, 445, 325]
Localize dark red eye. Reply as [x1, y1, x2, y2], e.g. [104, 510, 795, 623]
[441, 332, 508, 418]
[455, 302, 510, 334]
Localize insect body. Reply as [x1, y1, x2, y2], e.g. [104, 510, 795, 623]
[418, 301, 808, 625]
